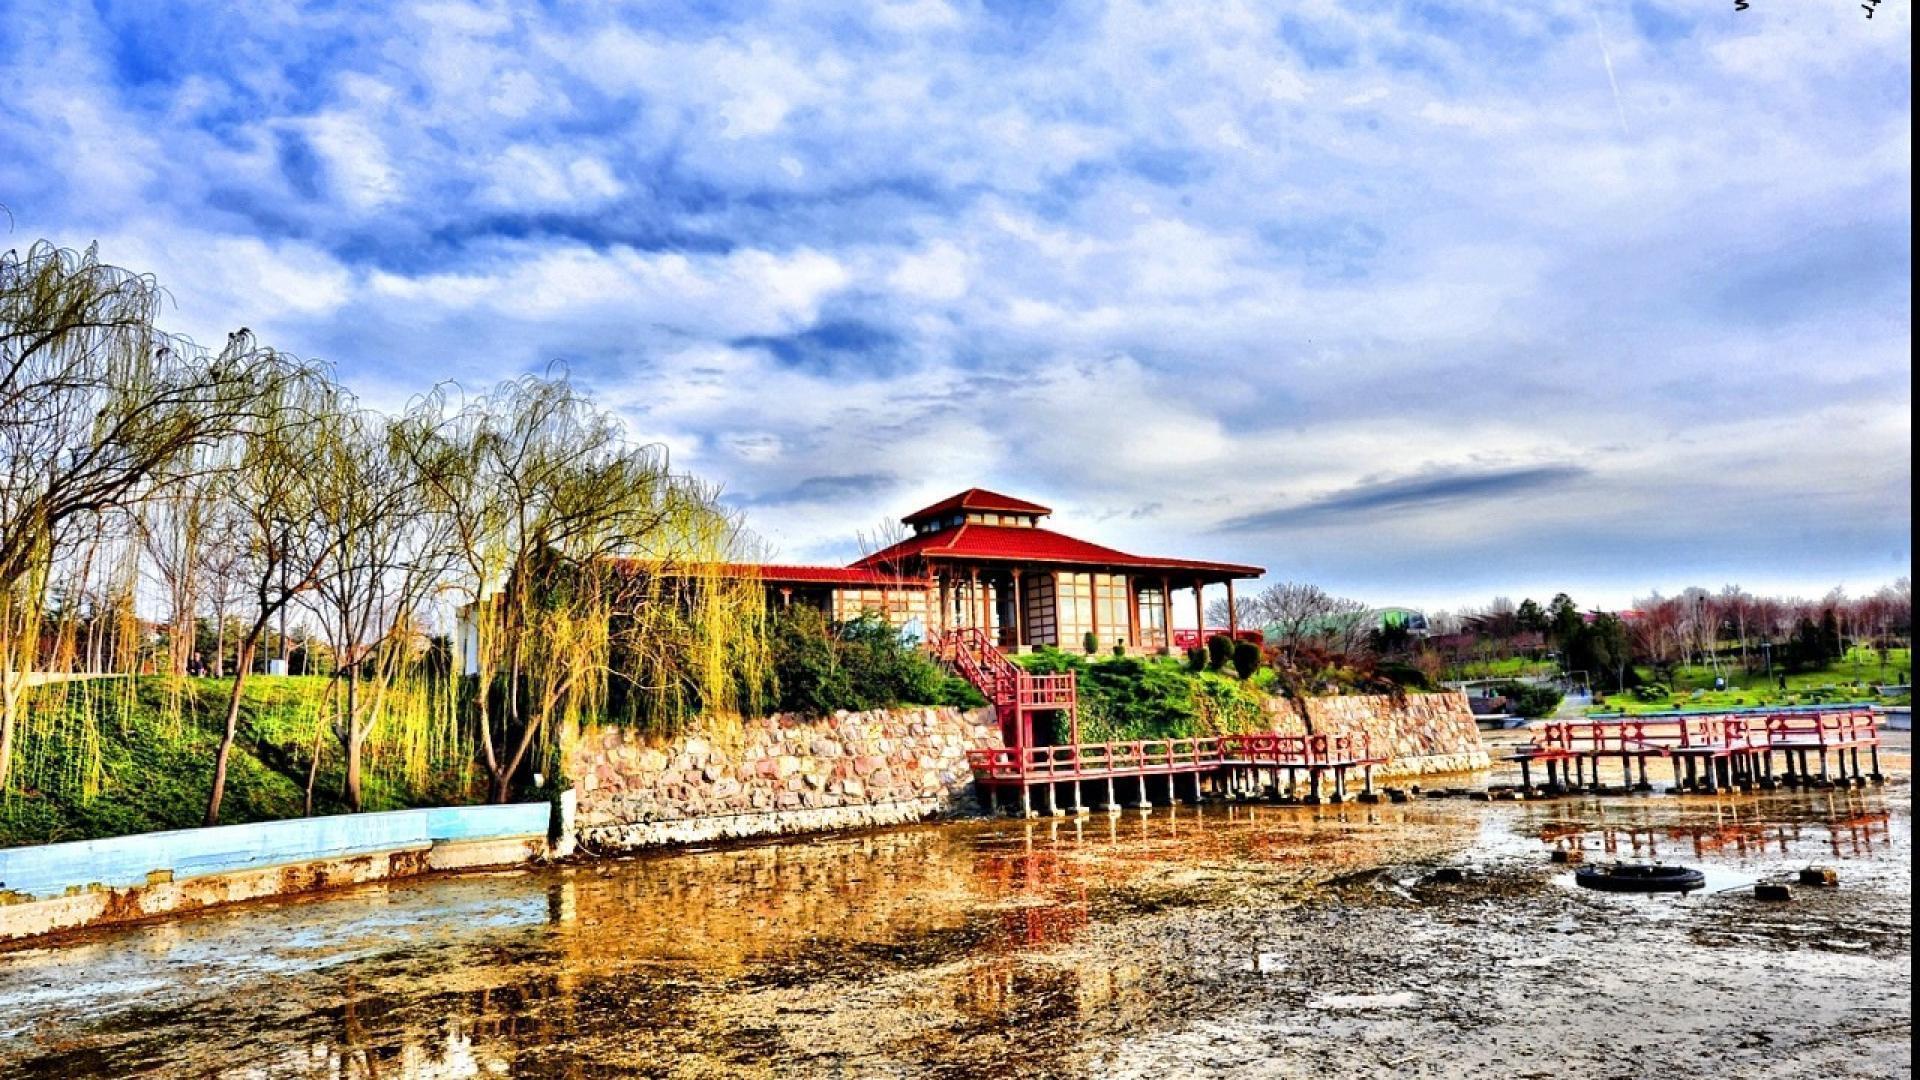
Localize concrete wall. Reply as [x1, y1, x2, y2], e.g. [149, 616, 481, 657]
[1, 801, 558, 945]
[570, 706, 1000, 851]
[1266, 690, 1490, 778]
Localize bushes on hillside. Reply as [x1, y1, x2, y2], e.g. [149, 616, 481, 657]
[1017, 649, 1268, 743]
[1491, 680, 1564, 719]
[1231, 639, 1262, 680]
[1206, 634, 1233, 671]
[768, 606, 982, 715]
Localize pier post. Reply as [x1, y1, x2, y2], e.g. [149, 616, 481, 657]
[1869, 743, 1884, 783]
[1107, 776, 1118, 812]
[1047, 781, 1061, 817]
[1021, 782, 1033, 818]
[1305, 768, 1323, 805]
[1670, 756, 1683, 792]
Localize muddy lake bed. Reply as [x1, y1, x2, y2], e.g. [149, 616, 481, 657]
[0, 739, 1910, 1078]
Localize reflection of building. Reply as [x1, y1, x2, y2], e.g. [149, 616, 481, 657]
[761, 489, 1262, 653]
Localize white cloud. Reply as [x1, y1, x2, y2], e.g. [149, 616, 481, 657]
[0, 0, 1906, 605]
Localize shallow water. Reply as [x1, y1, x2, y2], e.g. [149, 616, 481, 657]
[0, 756, 1910, 1078]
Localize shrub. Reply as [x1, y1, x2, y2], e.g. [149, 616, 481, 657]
[1185, 646, 1207, 672]
[1376, 661, 1434, 691]
[1231, 639, 1261, 680]
[1083, 630, 1099, 655]
[769, 607, 978, 714]
[1632, 682, 1670, 703]
[1206, 634, 1232, 671]
[1112, 641, 1126, 657]
[1490, 679, 1564, 719]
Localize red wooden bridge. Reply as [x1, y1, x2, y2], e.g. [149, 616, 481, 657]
[1506, 709, 1885, 794]
[935, 628, 1383, 816]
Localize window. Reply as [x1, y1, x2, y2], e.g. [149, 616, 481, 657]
[1137, 586, 1166, 648]
[1052, 573, 1130, 647]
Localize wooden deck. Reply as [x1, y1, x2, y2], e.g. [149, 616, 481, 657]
[936, 626, 1387, 816]
[1504, 708, 1886, 794]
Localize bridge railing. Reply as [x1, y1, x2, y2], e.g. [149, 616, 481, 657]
[1766, 709, 1880, 749]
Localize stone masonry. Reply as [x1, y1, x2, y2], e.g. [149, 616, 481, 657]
[570, 707, 1001, 851]
[1264, 690, 1490, 779]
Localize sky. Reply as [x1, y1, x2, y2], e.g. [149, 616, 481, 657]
[0, 0, 1909, 615]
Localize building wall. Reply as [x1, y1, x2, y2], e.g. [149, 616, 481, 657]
[570, 707, 1002, 850]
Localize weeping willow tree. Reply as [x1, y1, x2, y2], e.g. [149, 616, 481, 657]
[302, 403, 456, 812]
[415, 373, 769, 802]
[0, 242, 270, 791]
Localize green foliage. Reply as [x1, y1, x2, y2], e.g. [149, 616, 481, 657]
[768, 607, 980, 715]
[1490, 679, 1564, 719]
[1632, 682, 1671, 703]
[1231, 639, 1261, 680]
[1376, 661, 1435, 691]
[1206, 634, 1232, 671]
[2, 676, 478, 848]
[1185, 646, 1206, 672]
[1083, 630, 1099, 656]
[1016, 651, 1269, 743]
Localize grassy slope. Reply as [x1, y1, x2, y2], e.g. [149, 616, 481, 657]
[1014, 649, 1272, 742]
[1, 675, 479, 849]
[1592, 647, 1910, 714]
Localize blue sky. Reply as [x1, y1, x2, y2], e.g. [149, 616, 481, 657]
[0, 0, 1909, 612]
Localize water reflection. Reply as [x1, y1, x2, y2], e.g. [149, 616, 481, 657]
[0, 789, 1905, 1078]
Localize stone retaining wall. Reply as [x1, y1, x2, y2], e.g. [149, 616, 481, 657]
[1265, 690, 1489, 778]
[569, 707, 1000, 851]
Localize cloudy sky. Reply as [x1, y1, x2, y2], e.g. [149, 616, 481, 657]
[1, 0, 1909, 612]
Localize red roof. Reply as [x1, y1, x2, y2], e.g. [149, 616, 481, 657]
[746, 564, 926, 588]
[852, 523, 1262, 579]
[901, 488, 1053, 524]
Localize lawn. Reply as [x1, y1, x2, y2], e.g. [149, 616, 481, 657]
[1589, 646, 1909, 715]
[1444, 655, 1558, 682]
[2, 675, 483, 848]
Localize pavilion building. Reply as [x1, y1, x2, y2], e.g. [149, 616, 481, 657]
[751, 488, 1263, 653]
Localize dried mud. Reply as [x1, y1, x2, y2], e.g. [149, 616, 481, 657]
[0, 737, 1909, 1078]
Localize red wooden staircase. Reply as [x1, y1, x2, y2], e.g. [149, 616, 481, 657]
[932, 627, 1078, 748]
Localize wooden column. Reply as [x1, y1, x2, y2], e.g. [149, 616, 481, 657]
[1126, 581, 1139, 647]
[1193, 580, 1206, 642]
[1012, 569, 1025, 648]
[1226, 579, 1238, 635]
[1088, 573, 1100, 645]
[1161, 575, 1172, 652]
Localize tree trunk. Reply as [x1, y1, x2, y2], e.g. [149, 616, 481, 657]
[206, 638, 258, 825]
[0, 675, 18, 793]
[342, 667, 363, 812]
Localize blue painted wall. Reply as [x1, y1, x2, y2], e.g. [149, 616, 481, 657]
[0, 803, 549, 901]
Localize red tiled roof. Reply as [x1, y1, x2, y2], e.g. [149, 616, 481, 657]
[851, 523, 1262, 579]
[745, 564, 928, 588]
[900, 488, 1053, 524]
